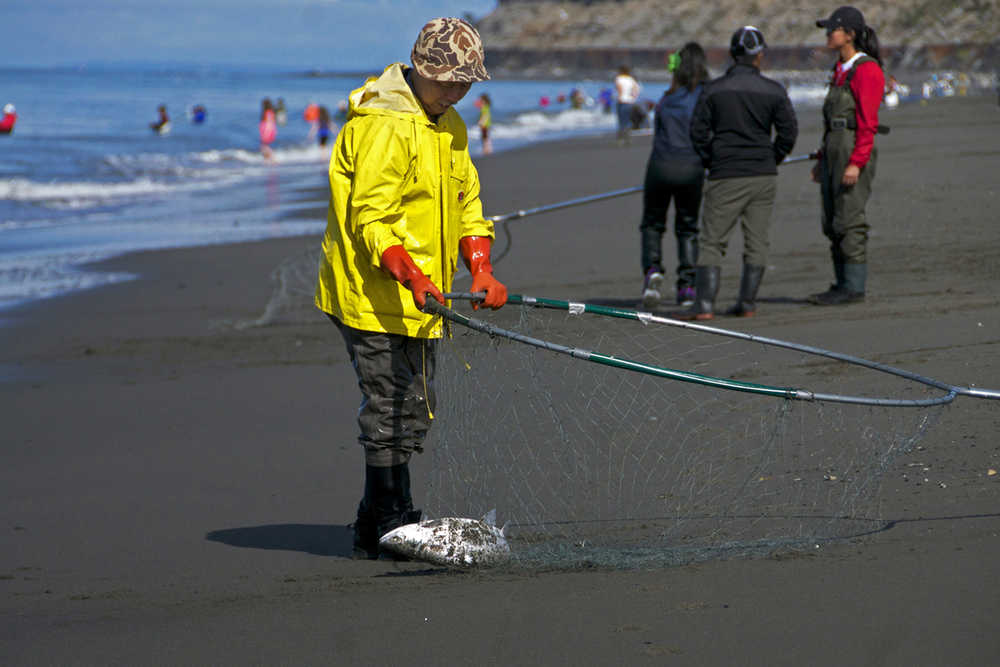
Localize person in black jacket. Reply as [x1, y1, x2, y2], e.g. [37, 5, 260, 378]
[687, 26, 798, 319]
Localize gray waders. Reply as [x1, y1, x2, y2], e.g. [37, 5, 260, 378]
[812, 55, 880, 305]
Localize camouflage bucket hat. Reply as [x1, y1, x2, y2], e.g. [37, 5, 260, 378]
[411, 17, 490, 83]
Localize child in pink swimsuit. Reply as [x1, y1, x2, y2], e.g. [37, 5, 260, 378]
[259, 98, 277, 159]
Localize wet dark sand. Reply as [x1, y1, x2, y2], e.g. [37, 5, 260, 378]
[2, 95, 999, 664]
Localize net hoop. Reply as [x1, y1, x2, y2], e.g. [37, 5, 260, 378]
[432, 293, 999, 407]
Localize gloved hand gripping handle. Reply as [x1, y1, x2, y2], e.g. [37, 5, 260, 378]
[460, 236, 508, 310]
[380, 245, 444, 309]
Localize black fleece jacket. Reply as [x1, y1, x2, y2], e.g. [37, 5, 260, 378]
[690, 63, 798, 180]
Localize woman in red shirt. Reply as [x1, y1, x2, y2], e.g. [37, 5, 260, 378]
[810, 6, 884, 305]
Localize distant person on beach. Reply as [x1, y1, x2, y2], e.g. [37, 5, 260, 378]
[0, 103, 16, 135]
[315, 17, 507, 560]
[316, 105, 334, 146]
[275, 98, 288, 126]
[614, 65, 641, 144]
[687, 25, 798, 319]
[639, 43, 710, 310]
[475, 92, 493, 154]
[597, 87, 613, 113]
[259, 97, 277, 160]
[150, 105, 170, 135]
[883, 74, 903, 109]
[334, 100, 348, 124]
[809, 6, 885, 306]
[303, 101, 320, 140]
[190, 104, 207, 124]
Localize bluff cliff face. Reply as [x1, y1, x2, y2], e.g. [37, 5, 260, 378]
[476, 0, 1000, 76]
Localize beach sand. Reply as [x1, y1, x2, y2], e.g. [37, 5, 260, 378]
[3, 95, 999, 664]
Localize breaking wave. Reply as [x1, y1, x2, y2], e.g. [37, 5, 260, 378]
[0, 143, 332, 211]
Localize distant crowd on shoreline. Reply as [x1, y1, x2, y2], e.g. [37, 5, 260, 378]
[140, 96, 349, 160]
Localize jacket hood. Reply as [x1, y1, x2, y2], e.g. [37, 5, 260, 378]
[348, 63, 428, 121]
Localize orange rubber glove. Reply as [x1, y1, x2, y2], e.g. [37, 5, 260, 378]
[380, 245, 444, 309]
[460, 236, 507, 310]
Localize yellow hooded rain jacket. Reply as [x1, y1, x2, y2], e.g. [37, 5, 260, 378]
[315, 63, 494, 338]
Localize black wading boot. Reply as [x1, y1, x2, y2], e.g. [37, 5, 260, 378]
[686, 265, 720, 320]
[351, 465, 383, 560]
[640, 227, 665, 309]
[391, 462, 423, 527]
[353, 462, 424, 560]
[675, 232, 698, 305]
[373, 463, 423, 561]
[809, 253, 846, 304]
[725, 264, 766, 317]
[810, 263, 866, 305]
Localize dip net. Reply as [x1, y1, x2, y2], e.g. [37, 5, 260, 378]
[421, 298, 950, 569]
[239, 246, 984, 570]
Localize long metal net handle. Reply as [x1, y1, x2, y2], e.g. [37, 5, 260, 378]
[432, 295, 961, 408]
[501, 294, 1000, 402]
[487, 186, 642, 265]
[484, 154, 817, 266]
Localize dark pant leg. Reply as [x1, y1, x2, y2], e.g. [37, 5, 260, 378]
[616, 103, 634, 136]
[333, 317, 436, 468]
[668, 161, 704, 289]
[740, 176, 777, 267]
[639, 159, 672, 274]
[698, 178, 751, 267]
[819, 156, 846, 286]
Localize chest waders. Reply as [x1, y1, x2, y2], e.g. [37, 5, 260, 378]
[816, 56, 880, 302]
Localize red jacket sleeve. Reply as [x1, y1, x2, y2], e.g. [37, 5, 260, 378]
[849, 61, 884, 168]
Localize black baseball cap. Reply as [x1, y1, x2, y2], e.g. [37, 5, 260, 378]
[816, 6, 865, 33]
[730, 26, 767, 57]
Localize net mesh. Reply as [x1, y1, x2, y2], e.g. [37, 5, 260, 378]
[235, 244, 321, 329]
[238, 247, 947, 570]
[423, 303, 944, 569]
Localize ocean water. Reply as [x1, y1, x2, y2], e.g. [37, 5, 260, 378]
[0, 64, 830, 311]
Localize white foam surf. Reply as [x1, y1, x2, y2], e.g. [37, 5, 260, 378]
[0, 143, 332, 211]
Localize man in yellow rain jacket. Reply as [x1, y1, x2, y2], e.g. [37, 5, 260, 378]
[316, 17, 508, 559]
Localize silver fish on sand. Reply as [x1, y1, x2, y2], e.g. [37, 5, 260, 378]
[378, 509, 511, 567]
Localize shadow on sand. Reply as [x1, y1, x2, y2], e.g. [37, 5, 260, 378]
[206, 524, 354, 558]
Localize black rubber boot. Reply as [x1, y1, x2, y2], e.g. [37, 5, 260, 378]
[809, 252, 846, 304]
[366, 463, 424, 562]
[687, 265, 720, 320]
[843, 262, 867, 296]
[353, 464, 419, 560]
[351, 500, 377, 560]
[640, 227, 663, 277]
[834, 260, 846, 290]
[810, 263, 866, 305]
[830, 244, 846, 290]
[725, 264, 765, 316]
[368, 465, 403, 540]
[675, 232, 698, 293]
[351, 465, 384, 560]
[391, 462, 422, 526]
